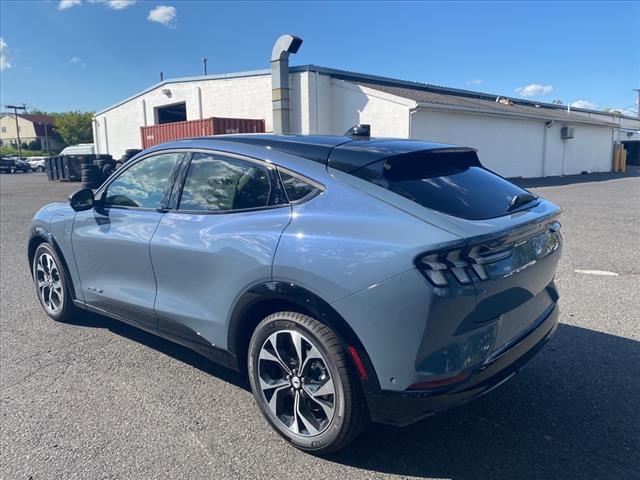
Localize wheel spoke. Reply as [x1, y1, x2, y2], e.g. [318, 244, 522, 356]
[259, 376, 288, 391]
[290, 331, 304, 369]
[36, 262, 46, 275]
[303, 386, 335, 419]
[296, 394, 321, 436]
[259, 339, 292, 375]
[301, 344, 323, 373]
[290, 392, 301, 434]
[306, 378, 335, 398]
[267, 384, 290, 416]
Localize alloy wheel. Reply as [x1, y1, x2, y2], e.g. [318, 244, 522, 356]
[258, 330, 336, 437]
[36, 252, 64, 314]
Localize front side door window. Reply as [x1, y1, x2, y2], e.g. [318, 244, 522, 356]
[103, 152, 181, 209]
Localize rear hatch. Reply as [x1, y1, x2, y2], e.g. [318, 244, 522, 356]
[330, 143, 562, 360]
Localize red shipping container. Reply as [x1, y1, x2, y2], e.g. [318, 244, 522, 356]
[141, 117, 266, 149]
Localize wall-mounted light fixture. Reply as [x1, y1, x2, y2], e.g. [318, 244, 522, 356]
[161, 89, 171, 98]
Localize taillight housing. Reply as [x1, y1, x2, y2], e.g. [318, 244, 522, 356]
[416, 243, 513, 287]
[416, 221, 561, 288]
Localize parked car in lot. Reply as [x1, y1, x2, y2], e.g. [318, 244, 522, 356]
[26, 156, 47, 172]
[1, 157, 31, 173]
[27, 133, 562, 454]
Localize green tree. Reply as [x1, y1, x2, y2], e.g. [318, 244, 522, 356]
[52, 111, 94, 145]
[29, 109, 94, 146]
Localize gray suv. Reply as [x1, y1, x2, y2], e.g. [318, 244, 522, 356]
[28, 134, 562, 453]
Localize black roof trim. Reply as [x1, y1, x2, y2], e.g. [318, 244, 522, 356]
[208, 135, 467, 173]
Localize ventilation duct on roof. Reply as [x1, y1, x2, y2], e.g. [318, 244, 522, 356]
[271, 34, 303, 135]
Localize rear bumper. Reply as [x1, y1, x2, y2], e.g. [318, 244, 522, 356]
[366, 302, 559, 426]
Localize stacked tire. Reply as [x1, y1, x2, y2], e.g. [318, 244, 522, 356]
[119, 149, 142, 165]
[94, 155, 116, 182]
[80, 164, 100, 189]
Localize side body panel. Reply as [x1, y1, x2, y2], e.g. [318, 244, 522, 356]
[272, 175, 463, 303]
[150, 206, 292, 350]
[71, 207, 163, 328]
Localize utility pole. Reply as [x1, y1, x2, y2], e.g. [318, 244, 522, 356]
[634, 89, 640, 118]
[202, 58, 208, 76]
[43, 122, 50, 155]
[4, 104, 26, 156]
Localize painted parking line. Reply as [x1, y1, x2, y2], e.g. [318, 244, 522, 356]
[574, 269, 619, 276]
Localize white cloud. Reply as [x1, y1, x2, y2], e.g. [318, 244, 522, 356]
[570, 100, 598, 110]
[105, 0, 137, 8]
[466, 79, 482, 86]
[67, 56, 87, 68]
[58, 0, 81, 10]
[0, 37, 11, 71]
[515, 84, 554, 97]
[148, 5, 176, 27]
[60, 0, 137, 10]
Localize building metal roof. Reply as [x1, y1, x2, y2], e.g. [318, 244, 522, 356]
[358, 82, 617, 126]
[94, 63, 635, 125]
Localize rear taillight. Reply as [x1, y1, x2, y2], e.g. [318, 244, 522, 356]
[417, 242, 514, 286]
[417, 248, 478, 286]
[417, 221, 561, 287]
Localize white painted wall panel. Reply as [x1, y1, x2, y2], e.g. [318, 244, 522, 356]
[411, 110, 545, 178]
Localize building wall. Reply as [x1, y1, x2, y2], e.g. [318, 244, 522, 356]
[94, 73, 276, 158]
[411, 110, 545, 178]
[542, 122, 613, 176]
[326, 80, 411, 137]
[0, 115, 38, 143]
[411, 110, 614, 177]
[93, 72, 619, 177]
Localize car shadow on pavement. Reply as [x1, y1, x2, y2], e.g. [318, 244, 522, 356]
[66, 310, 251, 392]
[65, 312, 638, 479]
[511, 165, 640, 189]
[327, 323, 639, 479]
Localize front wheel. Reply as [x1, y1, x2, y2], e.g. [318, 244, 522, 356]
[248, 312, 369, 454]
[33, 243, 76, 322]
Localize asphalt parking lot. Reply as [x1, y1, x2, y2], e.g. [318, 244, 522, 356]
[1, 171, 639, 479]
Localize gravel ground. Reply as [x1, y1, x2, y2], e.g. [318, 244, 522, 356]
[1, 171, 639, 480]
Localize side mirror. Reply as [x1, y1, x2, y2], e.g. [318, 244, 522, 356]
[69, 188, 95, 211]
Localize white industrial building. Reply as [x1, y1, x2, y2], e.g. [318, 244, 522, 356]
[94, 59, 639, 178]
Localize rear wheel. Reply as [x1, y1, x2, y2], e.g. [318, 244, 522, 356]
[36, 166, 44, 173]
[33, 243, 76, 322]
[248, 312, 369, 454]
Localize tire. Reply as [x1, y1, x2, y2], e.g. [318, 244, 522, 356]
[36, 166, 44, 173]
[248, 312, 369, 454]
[9, 168, 15, 174]
[32, 243, 76, 322]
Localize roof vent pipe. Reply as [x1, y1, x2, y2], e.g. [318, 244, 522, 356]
[271, 34, 303, 135]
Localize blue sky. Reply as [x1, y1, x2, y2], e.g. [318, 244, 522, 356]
[1, 1, 638, 114]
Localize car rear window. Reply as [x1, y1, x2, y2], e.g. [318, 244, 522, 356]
[349, 149, 535, 220]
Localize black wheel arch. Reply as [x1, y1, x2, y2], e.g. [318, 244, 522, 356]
[228, 281, 381, 395]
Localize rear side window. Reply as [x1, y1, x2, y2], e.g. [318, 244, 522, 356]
[179, 152, 275, 212]
[351, 150, 533, 220]
[278, 171, 317, 202]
